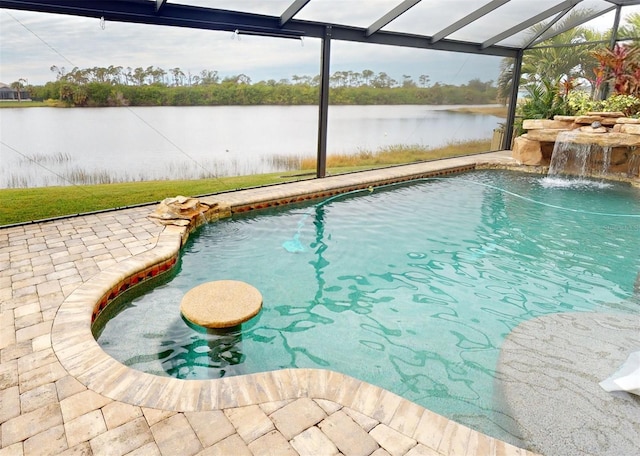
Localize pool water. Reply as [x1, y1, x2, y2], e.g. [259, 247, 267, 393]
[94, 170, 640, 445]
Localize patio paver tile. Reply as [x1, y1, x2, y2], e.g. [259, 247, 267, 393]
[270, 397, 326, 440]
[142, 408, 176, 427]
[55, 375, 87, 401]
[150, 413, 203, 456]
[1, 340, 32, 363]
[318, 410, 379, 456]
[59, 390, 111, 422]
[89, 417, 154, 456]
[224, 405, 275, 444]
[372, 449, 393, 456]
[0, 386, 20, 424]
[18, 360, 67, 394]
[290, 426, 339, 456]
[184, 410, 235, 447]
[101, 401, 143, 430]
[248, 429, 298, 456]
[201, 434, 253, 456]
[23, 424, 68, 456]
[0, 359, 18, 389]
[14, 313, 43, 332]
[126, 442, 162, 456]
[19, 382, 58, 413]
[1, 403, 63, 446]
[16, 347, 56, 374]
[64, 409, 107, 448]
[405, 444, 443, 456]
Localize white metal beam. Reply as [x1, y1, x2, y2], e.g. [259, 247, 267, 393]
[522, 8, 571, 49]
[366, 0, 421, 37]
[531, 5, 616, 46]
[481, 0, 582, 49]
[280, 0, 310, 26]
[431, 0, 510, 44]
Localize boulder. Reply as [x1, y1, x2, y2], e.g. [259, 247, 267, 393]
[512, 136, 543, 165]
[149, 195, 214, 227]
[579, 126, 608, 133]
[610, 147, 629, 166]
[524, 129, 564, 142]
[616, 117, 640, 124]
[586, 111, 625, 118]
[577, 131, 640, 147]
[618, 124, 640, 135]
[553, 115, 577, 122]
[599, 117, 619, 126]
[574, 115, 604, 125]
[522, 119, 573, 130]
[528, 130, 640, 147]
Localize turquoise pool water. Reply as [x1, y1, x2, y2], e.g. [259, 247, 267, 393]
[95, 170, 640, 444]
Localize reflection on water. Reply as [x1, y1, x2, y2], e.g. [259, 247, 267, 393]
[0, 105, 500, 187]
[95, 170, 640, 446]
[159, 320, 246, 378]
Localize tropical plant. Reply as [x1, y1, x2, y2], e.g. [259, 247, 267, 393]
[497, 9, 608, 103]
[591, 43, 640, 97]
[615, 12, 640, 39]
[515, 77, 575, 134]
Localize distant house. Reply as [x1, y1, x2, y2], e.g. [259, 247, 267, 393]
[0, 82, 31, 101]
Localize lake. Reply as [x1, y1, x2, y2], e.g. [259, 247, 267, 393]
[0, 105, 502, 188]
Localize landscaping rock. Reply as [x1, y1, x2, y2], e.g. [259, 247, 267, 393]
[579, 126, 608, 133]
[586, 111, 625, 117]
[512, 136, 543, 165]
[616, 117, 640, 124]
[618, 123, 640, 135]
[522, 119, 573, 130]
[148, 196, 215, 227]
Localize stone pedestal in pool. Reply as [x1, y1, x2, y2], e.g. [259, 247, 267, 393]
[180, 280, 262, 328]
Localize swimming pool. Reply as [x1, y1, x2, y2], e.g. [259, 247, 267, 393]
[94, 169, 640, 445]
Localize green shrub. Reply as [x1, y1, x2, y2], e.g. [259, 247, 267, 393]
[567, 91, 640, 116]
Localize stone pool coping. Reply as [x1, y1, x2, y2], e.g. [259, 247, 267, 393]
[41, 151, 543, 454]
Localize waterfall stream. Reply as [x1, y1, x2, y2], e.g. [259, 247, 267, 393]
[548, 131, 612, 178]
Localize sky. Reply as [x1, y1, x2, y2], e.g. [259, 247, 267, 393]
[0, 2, 634, 87]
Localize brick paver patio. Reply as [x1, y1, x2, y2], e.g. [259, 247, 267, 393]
[1, 153, 540, 456]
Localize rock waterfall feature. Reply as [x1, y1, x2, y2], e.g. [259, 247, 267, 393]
[512, 113, 640, 181]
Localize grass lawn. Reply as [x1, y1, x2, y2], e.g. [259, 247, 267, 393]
[0, 100, 52, 108]
[0, 140, 492, 226]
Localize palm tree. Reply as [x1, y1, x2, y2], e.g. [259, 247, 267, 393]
[10, 78, 27, 101]
[616, 12, 640, 39]
[497, 10, 608, 103]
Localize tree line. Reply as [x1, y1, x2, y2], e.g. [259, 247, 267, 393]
[20, 65, 497, 107]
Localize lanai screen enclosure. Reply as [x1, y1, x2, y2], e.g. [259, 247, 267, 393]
[2, 0, 640, 176]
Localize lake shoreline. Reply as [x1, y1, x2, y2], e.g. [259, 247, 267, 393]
[0, 101, 506, 115]
[446, 105, 507, 117]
